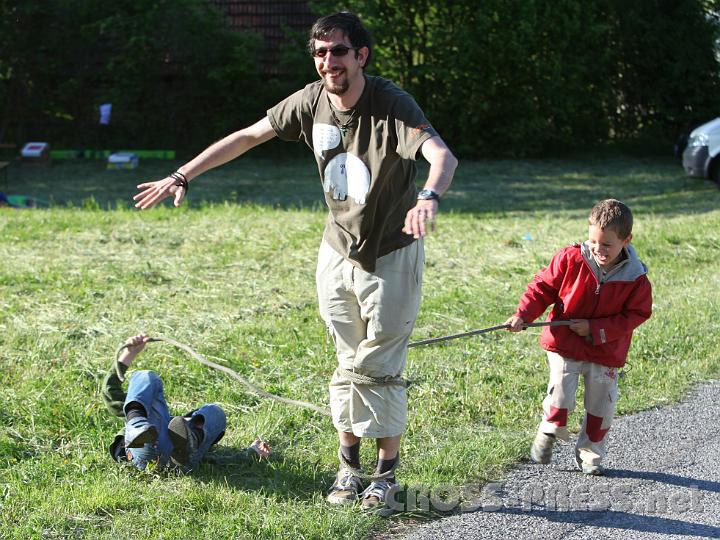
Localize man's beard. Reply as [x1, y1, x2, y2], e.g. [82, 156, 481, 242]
[322, 71, 349, 95]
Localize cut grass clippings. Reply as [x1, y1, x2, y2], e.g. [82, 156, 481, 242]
[1, 155, 719, 538]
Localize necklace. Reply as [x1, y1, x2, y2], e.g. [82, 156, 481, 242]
[330, 105, 358, 137]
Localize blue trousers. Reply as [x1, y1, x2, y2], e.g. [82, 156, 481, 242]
[124, 370, 226, 470]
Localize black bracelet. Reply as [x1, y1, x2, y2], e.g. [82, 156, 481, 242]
[169, 171, 188, 193]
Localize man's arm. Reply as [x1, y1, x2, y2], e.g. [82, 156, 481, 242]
[402, 136, 458, 239]
[134, 117, 277, 209]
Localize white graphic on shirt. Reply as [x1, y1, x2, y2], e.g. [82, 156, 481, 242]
[312, 123, 341, 156]
[323, 152, 371, 204]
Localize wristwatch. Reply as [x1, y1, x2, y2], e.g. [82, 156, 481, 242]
[417, 189, 440, 202]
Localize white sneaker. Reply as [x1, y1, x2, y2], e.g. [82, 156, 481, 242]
[575, 450, 604, 475]
[530, 432, 556, 464]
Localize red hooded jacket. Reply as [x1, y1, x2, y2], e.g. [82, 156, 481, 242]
[515, 243, 652, 368]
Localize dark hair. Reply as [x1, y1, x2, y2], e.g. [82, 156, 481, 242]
[588, 199, 633, 239]
[308, 11, 373, 68]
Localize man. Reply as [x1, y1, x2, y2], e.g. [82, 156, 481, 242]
[134, 11, 457, 509]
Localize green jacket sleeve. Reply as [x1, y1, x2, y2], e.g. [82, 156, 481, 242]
[101, 359, 129, 418]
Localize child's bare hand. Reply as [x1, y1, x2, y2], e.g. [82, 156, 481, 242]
[505, 316, 526, 332]
[118, 334, 150, 366]
[569, 319, 590, 337]
[250, 439, 272, 458]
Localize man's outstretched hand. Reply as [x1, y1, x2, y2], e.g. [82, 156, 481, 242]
[134, 176, 186, 209]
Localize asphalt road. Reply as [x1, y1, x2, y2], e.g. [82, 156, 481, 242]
[394, 380, 720, 540]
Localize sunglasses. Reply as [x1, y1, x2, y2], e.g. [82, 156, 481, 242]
[312, 45, 357, 58]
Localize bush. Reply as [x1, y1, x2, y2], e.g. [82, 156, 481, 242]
[313, 0, 720, 156]
[2, 0, 718, 157]
[0, 0, 313, 154]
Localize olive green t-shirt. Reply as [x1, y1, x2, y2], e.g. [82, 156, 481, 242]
[267, 75, 437, 272]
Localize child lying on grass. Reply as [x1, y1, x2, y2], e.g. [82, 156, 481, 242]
[102, 334, 271, 471]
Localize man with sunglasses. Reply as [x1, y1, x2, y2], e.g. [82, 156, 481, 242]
[134, 11, 457, 511]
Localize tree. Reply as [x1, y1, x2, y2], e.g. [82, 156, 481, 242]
[0, 0, 308, 152]
[312, 0, 720, 156]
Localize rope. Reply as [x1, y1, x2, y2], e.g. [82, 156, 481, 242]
[334, 368, 410, 388]
[408, 320, 573, 348]
[337, 448, 400, 482]
[113, 321, 572, 418]
[115, 336, 331, 417]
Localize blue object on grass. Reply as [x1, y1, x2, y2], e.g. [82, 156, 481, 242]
[0, 192, 49, 208]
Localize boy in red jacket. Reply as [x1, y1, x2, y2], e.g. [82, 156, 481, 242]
[506, 199, 652, 475]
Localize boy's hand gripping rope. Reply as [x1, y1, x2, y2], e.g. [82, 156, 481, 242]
[408, 320, 573, 348]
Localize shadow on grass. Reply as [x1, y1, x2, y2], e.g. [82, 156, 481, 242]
[2, 154, 719, 217]
[192, 446, 333, 500]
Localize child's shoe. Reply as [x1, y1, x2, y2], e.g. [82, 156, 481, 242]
[168, 416, 200, 467]
[530, 432, 556, 464]
[360, 478, 399, 513]
[124, 417, 158, 448]
[326, 465, 363, 505]
[574, 450, 604, 475]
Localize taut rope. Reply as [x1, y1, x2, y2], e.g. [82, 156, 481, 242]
[408, 320, 572, 348]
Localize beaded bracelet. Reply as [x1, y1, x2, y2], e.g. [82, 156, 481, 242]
[169, 171, 188, 193]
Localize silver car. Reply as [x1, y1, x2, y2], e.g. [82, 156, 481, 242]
[682, 117, 720, 186]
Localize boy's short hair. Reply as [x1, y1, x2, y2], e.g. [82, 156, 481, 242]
[588, 199, 633, 239]
[308, 11, 374, 68]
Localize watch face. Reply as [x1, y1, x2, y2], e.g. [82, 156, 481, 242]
[418, 189, 439, 200]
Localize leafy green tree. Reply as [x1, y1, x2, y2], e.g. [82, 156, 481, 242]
[0, 0, 309, 152]
[2, 0, 718, 156]
[605, 0, 720, 138]
[313, 0, 720, 156]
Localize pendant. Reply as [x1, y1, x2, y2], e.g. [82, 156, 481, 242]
[340, 127, 348, 137]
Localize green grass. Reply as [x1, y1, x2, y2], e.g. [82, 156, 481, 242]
[1, 154, 719, 538]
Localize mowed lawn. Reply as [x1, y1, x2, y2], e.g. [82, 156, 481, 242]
[1, 153, 719, 539]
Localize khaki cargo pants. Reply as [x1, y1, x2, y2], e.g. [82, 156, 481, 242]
[316, 239, 424, 438]
[539, 351, 620, 466]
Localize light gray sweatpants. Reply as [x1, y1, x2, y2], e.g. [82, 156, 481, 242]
[316, 239, 424, 438]
[538, 351, 619, 466]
